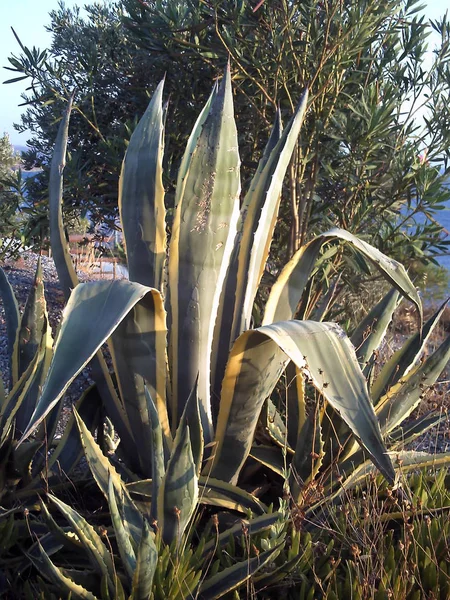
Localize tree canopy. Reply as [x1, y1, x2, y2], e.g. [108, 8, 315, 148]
[4, 0, 450, 282]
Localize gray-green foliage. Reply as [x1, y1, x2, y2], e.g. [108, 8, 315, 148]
[4, 0, 450, 280]
[122, 0, 450, 265]
[4, 67, 449, 598]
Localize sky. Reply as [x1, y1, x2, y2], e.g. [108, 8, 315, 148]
[0, 0, 93, 147]
[0, 0, 447, 147]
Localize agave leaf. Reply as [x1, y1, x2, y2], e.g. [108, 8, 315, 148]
[12, 257, 47, 382]
[9, 439, 42, 486]
[286, 361, 306, 449]
[211, 320, 395, 485]
[48, 98, 137, 470]
[290, 405, 324, 503]
[231, 91, 309, 340]
[168, 65, 240, 441]
[31, 544, 99, 600]
[48, 494, 115, 585]
[180, 376, 204, 477]
[316, 289, 401, 473]
[264, 399, 293, 453]
[19, 280, 152, 443]
[174, 82, 218, 203]
[263, 228, 422, 327]
[262, 236, 326, 325]
[109, 289, 170, 477]
[15, 312, 53, 436]
[58, 570, 100, 594]
[157, 424, 198, 546]
[74, 409, 144, 536]
[372, 299, 449, 403]
[198, 476, 266, 515]
[385, 450, 450, 471]
[48, 95, 78, 298]
[0, 267, 19, 387]
[44, 384, 101, 478]
[22, 384, 101, 491]
[119, 79, 166, 291]
[1, 315, 53, 445]
[108, 476, 136, 579]
[201, 512, 282, 559]
[340, 451, 450, 498]
[125, 475, 266, 516]
[130, 520, 158, 600]
[376, 333, 450, 434]
[351, 288, 400, 368]
[253, 554, 303, 589]
[211, 103, 294, 406]
[142, 387, 165, 523]
[388, 412, 446, 449]
[25, 531, 64, 565]
[198, 544, 281, 599]
[249, 445, 286, 477]
[0, 335, 43, 435]
[39, 499, 82, 552]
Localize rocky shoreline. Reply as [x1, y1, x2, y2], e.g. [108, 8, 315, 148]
[0, 251, 449, 455]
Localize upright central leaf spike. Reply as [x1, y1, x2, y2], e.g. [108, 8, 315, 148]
[168, 65, 241, 440]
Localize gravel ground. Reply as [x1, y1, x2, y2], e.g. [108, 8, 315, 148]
[0, 251, 449, 455]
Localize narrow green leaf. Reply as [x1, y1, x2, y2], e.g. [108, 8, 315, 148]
[141, 387, 165, 523]
[158, 424, 198, 546]
[32, 544, 99, 600]
[168, 66, 240, 441]
[19, 280, 151, 443]
[249, 445, 286, 477]
[180, 376, 204, 477]
[198, 545, 281, 599]
[286, 361, 306, 449]
[48, 494, 115, 584]
[211, 320, 395, 485]
[388, 412, 445, 448]
[108, 476, 136, 579]
[290, 405, 324, 502]
[351, 288, 400, 368]
[74, 409, 144, 537]
[130, 520, 158, 600]
[15, 319, 53, 437]
[372, 298, 448, 402]
[230, 91, 309, 339]
[109, 289, 170, 477]
[119, 79, 166, 291]
[48, 95, 78, 299]
[201, 512, 281, 559]
[263, 229, 422, 327]
[198, 476, 266, 515]
[45, 384, 101, 477]
[211, 108, 283, 405]
[264, 399, 293, 453]
[13, 257, 47, 380]
[39, 499, 82, 553]
[376, 333, 450, 434]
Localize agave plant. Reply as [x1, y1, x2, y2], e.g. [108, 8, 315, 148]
[19, 67, 423, 483]
[252, 289, 450, 515]
[0, 262, 99, 503]
[23, 397, 300, 599]
[11, 66, 447, 595]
